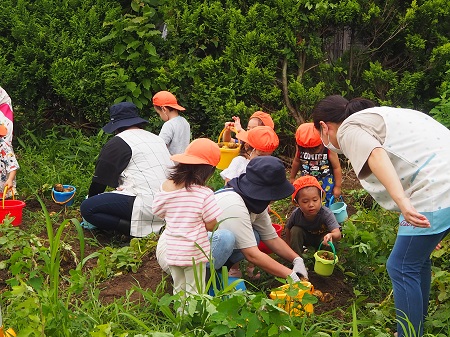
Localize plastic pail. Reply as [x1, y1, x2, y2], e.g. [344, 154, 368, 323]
[216, 128, 240, 170]
[314, 241, 338, 276]
[269, 281, 314, 316]
[208, 272, 246, 296]
[0, 199, 26, 226]
[329, 196, 348, 223]
[258, 223, 283, 254]
[52, 185, 76, 206]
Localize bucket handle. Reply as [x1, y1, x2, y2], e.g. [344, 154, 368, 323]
[329, 195, 344, 205]
[269, 207, 285, 227]
[217, 127, 238, 143]
[2, 186, 15, 209]
[318, 240, 337, 265]
[51, 186, 76, 205]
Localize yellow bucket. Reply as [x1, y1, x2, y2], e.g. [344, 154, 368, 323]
[269, 282, 314, 316]
[216, 128, 240, 170]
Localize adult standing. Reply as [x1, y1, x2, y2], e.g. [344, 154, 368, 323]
[157, 156, 309, 282]
[312, 95, 450, 337]
[80, 102, 173, 237]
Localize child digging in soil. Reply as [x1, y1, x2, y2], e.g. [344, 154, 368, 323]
[286, 176, 342, 256]
[152, 138, 222, 296]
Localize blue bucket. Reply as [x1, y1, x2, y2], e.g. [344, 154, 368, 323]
[329, 196, 348, 223]
[208, 272, 246, 296]
[52, 185, 76, 206]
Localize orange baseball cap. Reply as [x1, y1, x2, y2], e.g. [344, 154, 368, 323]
[236, 126, 279, 152]
[170, 138, 221, 166]
[292, 176, 324, 203]
[152, 91, 186, 111]
[250, 111, 274, 129]
[295, 122, 322, 147]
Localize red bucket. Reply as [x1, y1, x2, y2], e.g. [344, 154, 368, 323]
[0, 199, 26, 226]
[259, 223, 283, 254]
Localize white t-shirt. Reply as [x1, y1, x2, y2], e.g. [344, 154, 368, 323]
[338, 106, 450, 236]
[159, 116, 190, 155]
[219, 155, 249, 181]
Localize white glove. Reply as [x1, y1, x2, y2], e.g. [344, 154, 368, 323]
[288, 270, 300, 282]
[292, 257, 309, 280]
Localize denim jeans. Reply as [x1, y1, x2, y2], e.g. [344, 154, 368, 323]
[80, 192, 135, 232]
[386, 228, 450, 337]
[207, 229, 261, 270]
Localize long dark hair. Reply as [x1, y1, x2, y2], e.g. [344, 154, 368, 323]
[312, 95, 375, 129]
[169, 163, 215, 189]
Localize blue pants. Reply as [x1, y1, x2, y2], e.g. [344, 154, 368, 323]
[80, 192, 135, 233]
[386, 228, 450, 337]
[207, 229, 261, 270]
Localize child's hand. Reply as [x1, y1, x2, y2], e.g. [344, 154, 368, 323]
[322, 234, 333, 245]
[232, 116, 242, 133]
[224, 121, 235, 130]
[332, 186, 341, 199]
[4, 178, 14, 190]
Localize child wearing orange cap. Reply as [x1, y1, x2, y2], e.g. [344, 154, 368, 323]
[286, 176, 341, 256]
[152, 91, 191, 155]
[290, 123, 342, 207]
[220, 126, 279, 183]
[152, 138, 222, 295]
[222, 110, 274, 143]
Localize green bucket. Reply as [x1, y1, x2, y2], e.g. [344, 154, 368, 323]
[314, 241, 338, 276]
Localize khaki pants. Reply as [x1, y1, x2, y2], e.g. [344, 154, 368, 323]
[169, 263, 206, 295]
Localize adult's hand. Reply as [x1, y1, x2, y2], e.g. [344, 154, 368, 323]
[399, 199, 430, 228]
[288, 270, 300, 282]
[292, 257, 308, 279]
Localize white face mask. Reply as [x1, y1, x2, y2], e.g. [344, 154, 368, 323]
[321, 131, 343, 154]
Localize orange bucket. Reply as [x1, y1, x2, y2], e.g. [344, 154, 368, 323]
[0, 188, 25, 226]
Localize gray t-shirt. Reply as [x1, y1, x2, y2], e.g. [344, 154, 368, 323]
[159, 115, 191, 155]
[286, 207, 340, 234]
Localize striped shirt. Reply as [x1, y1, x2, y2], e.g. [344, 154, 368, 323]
[152, 185, 222, 266]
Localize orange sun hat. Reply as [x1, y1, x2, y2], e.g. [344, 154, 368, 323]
[236, 126, 279, 152]
[292, 176, 324, 203]
[295, 122, 322, 148]
[250, 111, 275, 129]
[152, 91, 186, 111]
[170, 138, 221, 166]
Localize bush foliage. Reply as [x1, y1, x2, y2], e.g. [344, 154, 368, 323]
[1, 0, 449, 142]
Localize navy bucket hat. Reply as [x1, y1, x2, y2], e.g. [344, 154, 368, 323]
[228, 156, 294, 201]
[103, 102, 148, 134]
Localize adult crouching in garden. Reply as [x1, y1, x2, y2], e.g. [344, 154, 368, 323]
[80, 102, 173, 237]
[312, 95, 450, 337]
[157, 156, 309, 283]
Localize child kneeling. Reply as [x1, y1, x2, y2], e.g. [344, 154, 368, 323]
[286, 176, 341, 256]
